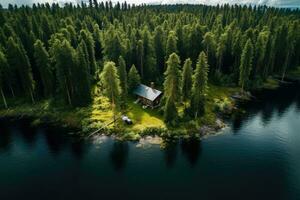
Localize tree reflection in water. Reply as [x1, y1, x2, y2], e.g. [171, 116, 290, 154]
[164, 142, 178, 168]
[0, 119, 11, 153]
[110, 141, 129, 171]
[181, 139, 202, 167]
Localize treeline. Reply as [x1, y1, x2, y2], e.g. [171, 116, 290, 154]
[0, 2, 299, 123]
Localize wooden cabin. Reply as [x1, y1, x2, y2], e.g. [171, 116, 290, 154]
[133, 83, 162, 108]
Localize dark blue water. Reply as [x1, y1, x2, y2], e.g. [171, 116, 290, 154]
[0, 83, 300, 200]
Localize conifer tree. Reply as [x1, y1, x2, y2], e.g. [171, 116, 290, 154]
[182, 58, 193, 100]
[216, 32, 227, 73]
[100, 61, 121, 108]
[34, 39, 54, 98]
[6, 37, 35, 103]
[118, 56, 128, 102]
[103, 29, 124, 63]
[164, 97, 178, 125]
[51, 39, 77, 105]
[191, 52, 209, 118]
[93, 23, 103, 60]
[166, 31, 178, 60]
[154, 26, 166, 74]
[128, 64, 141, 91]
[202, 32, 216, 67]
[0, 50, 8, 108]
[164, 53, 181, 103]
[137, 39, 144, 78]
[80, 29, 97, 76]
[254, 30, 269, 77]
[72, 41, 92, 106]
[239, 39, 254, 91]
[141, 27, 156, 81]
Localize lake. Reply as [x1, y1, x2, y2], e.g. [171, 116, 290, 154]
[0, 82, 300, 200]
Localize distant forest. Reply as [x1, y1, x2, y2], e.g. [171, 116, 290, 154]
[0, 2, 299, 123]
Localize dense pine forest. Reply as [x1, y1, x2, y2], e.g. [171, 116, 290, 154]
[0, 1, 299, 127]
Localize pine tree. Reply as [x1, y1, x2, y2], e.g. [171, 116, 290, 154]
[182, 58, 193, 100]
[72, 41, 92, 107]
[137, 39, 144, 78]
[100, 61, 121, 108]
[239, 39, 254, 91]
[254, 30, 269, 77]
[154, 26, 166, 74]
[166, 31, 178, 60]
[6, 37, 35, 103]
[216, 32, 227, 73]
[141, 27, 156, 81]
[164, 53, 181, 103]
[202, 32, 216, 68]
[93, 23, 103, 60]
[51, 39, 77, 106]
[103, 29, 124, 63]
[190, 24, 205, 62]
[164, 97, 178, 125]
[0, 50, 8, 108]
[191, 51, 209, 118]
[118, 56, 128, 103]
[128, 64, 141, 91]
[34, 39, 54, 98]
[80, 29, 97, 76]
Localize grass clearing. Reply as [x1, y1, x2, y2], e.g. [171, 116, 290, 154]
[124, 100, 165, 131]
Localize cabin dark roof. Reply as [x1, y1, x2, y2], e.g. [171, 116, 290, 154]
[133, 84, 162, 101]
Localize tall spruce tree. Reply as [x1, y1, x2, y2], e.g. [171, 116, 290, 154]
[166, 31, 178, 61]
[93, 23, 103, 60]
[141, 27, 156, 81]
[34, 39, 54, 98]
[128, 64, 141, 91]
[164, 53, 181, 103]
[239, 39, 254, 91]
[6, 37, 35, 103]
[80, 29, 97, 76]
[100, 61, 121, 107]
[137, 39, 144, 79]
[164, 96, 178, 125]
[51, 39, 77, 106]
[191, 52, 209, 118]
[72, 41, 92, 106]
[154, 26, 166, 74]
[182, 58, 193, 101]
[118, 56, 128, 103]
[0, 50, 8, 108]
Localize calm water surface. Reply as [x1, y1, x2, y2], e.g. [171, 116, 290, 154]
[0, 83, 300, 200]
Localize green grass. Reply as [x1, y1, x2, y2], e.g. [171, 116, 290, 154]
[124, 99, 165, 131]
[259, 77, 280, 90]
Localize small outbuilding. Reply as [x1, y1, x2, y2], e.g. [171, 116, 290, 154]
[133, 83, 162, 108]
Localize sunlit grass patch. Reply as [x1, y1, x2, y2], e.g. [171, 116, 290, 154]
[125, 100, 165, 131]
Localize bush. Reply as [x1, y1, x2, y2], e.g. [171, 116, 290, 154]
[213, 97, 233, 114]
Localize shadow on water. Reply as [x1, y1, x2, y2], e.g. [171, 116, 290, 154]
[44, 127, 69, 156]
[164, 142, 178, 168]
[110, 141, 129, 171]
[180, 139, 202, 167]
[232, 82, 300, 133]
[0, 119, 11, 153]
[17, 118, 38, 149]
[0, 117, 88, 159]
[70, 139, 87, 160]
